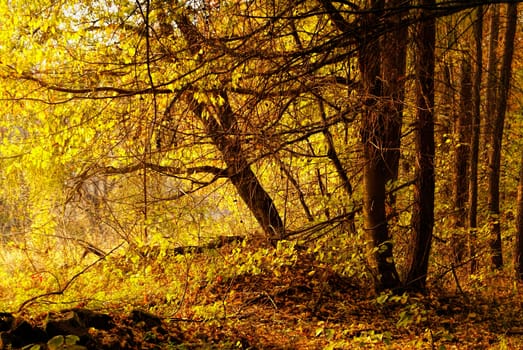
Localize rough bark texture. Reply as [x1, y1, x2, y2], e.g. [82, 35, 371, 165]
[381, 0, 408, 218]
[406, 0, 436, 292]
[468, 7, 483, 273]
[321, 0, 404, 290]
[359, 0, 401, 291]
[487, 3, 517, 269]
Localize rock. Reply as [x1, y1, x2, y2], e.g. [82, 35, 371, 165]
[68, 308, 114, 330]
[44, 308, 114, 340]
[129, 309, 162, 329]
[0, 331, 13, 349]
[45, 310, 88, 338]
[0, 312, 14, 332]
[0, 308, 172, 349]
[1, 317, 46, 348]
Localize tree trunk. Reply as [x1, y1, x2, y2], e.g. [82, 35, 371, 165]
[452, 57, 472, 262]
[440, 62, 454, 153]
[381, 0, 408, 219]
[359, 0, 401, 291]
[515, 150, 523, 279]
[201, 91, 285, 242]
[176, 14, 285, 242]
[487, 3, 517, 269]
[468, 7, 483, 273]
[405, 0, 436, 292]
[483, 4, 500, 150]
[229, 167, 285, 242]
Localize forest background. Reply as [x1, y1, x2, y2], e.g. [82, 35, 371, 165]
[1, 0, 523, 348]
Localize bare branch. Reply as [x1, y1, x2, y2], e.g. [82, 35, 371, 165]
[100, 163, 227, 178]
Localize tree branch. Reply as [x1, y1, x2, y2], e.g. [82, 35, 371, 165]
[100, 163, 227, 178]
[19, 73, 174, 96]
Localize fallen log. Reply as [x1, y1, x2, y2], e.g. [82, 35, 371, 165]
[141, 235, 245, 258]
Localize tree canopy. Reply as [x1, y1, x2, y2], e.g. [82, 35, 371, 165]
[1, 1, 523, 348]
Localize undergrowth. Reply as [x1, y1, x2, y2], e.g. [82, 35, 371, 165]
[1, 233, 523, 349]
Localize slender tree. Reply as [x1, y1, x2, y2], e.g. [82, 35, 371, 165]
[468, 6, 483, 273]
[406, 0, 436, 291]
[484, 4, 500, 149]
[487, 3, 518, 269]
[175, 12, 286, 242]
[452, 56, 472, 262]
[515, 150, 523, 279]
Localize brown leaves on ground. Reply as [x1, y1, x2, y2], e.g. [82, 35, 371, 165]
[9, 245, 523, 349]
[171, 250, 523, 349]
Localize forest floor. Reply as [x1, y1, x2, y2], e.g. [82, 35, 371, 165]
[113, 256, 523, 350]
[3, 239, 523, 349]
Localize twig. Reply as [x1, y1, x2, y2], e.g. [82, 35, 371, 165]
[450, 264, 469, 302]
[263, 291, 278, 310]
[17, 243, 124, 313]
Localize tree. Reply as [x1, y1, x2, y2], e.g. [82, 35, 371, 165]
[381, 0, 409, 219]
[487, 3, 518, 269]
[484, 4, 500, 149]
[468, 6, 483, 273]
[358, 0, 405, 291]
[452, 56, 472, 262]
[174, 12, 286, 242]
[515, 149, 523, 279]
[405, 0, 436, 291]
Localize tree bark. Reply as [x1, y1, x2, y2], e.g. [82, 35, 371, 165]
[440, 62, 454, 154]
[468, 7, 483, 273]
[487, 3, 517, 269]
[381, 0, 408, 219]
[198, 91, 285, 242]
[321, 0, 405, 290]
[359, 0, 401, 291]
[405, 0, 436, 292]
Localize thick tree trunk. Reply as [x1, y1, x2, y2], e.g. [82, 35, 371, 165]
[229, 167, 285, 241]
[405, 0, 436, 292]
[487, 3, 517, 269]
[321, 0, 403, 288]
[362, 148, 400, 290]
[452, 57, 472, 262]
[381, 0, 408, 218]
[359, 0, 401, 291]
[468, 7, 483, 273]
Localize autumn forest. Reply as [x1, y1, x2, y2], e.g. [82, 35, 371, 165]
[1, 0, 523, 349]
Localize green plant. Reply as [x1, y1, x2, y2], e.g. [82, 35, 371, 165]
[46, 335, 85, 350]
